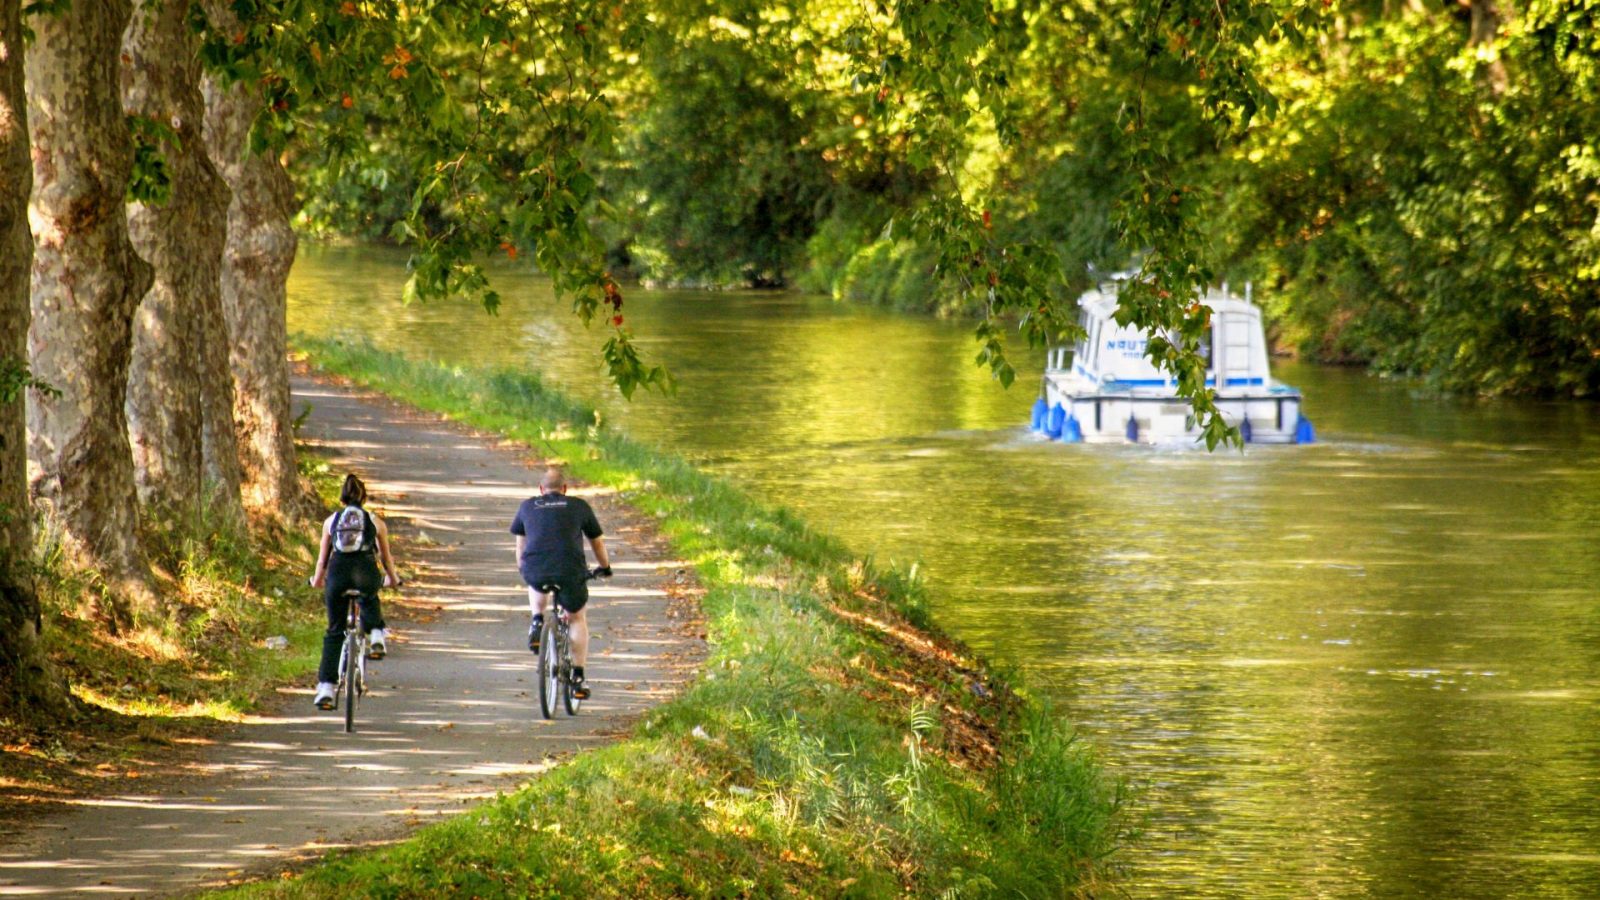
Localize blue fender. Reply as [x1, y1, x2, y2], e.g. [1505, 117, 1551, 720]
[1240, 416, 1253, 444]
[1046, 403, 1066, 439]
[1063, 414, 1083, 443]
[1030, 397, 1048, 431]
[1295, 416, 1316, 444]
[1125, 413, 1139, 443]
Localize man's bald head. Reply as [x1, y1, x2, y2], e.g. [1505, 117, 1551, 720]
[539, 467, 567, 493]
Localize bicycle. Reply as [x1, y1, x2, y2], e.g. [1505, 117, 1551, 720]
[533, 568, 606, 719]
[330, 575, 401, 732]
[334, 588, 369, 733]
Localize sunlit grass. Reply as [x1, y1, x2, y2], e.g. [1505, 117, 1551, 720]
[221, 336, 1128, 898]
[66, 684, 252, 722]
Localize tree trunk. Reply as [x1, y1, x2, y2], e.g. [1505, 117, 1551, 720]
[198, 268, 246, 519]
[201, 39, 302, 518]
[1469, 0, 1509, 95]
[25, 0, 154, 622]
[122, 0, 242, 524]
[1, 0, 69, 719]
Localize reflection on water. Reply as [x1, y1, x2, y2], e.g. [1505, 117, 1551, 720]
[290, 245, 1600, 898]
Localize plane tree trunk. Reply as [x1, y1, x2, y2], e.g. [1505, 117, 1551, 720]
[201, 23, 302, 518]
[0, 0, 69, 719]
[24, 0, 154, 623]
[122, 0, 242, 524]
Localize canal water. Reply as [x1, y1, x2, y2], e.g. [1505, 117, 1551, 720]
[289, 245, 1600, 898]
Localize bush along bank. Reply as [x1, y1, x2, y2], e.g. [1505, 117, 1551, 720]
[237, 337, 1126, 898]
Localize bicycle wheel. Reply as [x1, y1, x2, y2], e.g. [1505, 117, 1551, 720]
[344, 629, 359, 733]
[538, 618, 559, 719]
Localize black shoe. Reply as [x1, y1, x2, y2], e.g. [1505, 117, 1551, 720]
[527, 615, 543, 653]
[572, 678, 591, 700]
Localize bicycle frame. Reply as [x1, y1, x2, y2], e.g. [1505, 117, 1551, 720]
[536, 591, 581, 718]
[335, 590, 368, 733]
[532, 569, 605, 719]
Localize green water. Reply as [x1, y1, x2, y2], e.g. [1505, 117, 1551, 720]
[289, 245, 1600, 897]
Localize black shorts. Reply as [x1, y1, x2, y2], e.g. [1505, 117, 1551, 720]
[525, 572, 588, 613]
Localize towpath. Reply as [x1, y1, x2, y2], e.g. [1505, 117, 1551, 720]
[0, 372, 699, 896]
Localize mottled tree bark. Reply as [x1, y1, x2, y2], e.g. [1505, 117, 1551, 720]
[1, 0, 68, 718]
[201, 13, 302, 518]
[25, 0, 154, 620]
[122, 0, 242, 523]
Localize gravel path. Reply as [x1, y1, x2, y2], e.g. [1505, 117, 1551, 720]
[0, 373, 699, 896]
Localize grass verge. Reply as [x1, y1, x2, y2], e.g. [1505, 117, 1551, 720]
[226, 336, 1126, 898]
[0, 454, 339, 813]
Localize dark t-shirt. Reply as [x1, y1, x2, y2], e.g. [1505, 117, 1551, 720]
[509, 493, 603, 581]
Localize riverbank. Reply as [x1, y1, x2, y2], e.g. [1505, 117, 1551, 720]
[223, 337, 1124, 897]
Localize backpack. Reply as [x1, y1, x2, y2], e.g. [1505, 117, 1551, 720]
[332, 506, 370, 554]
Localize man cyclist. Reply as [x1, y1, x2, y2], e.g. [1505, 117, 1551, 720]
[510, 466, 611, 699]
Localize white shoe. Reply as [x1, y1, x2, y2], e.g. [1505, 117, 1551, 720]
[367, 628, 387, 659]
[313, 682, 337, 710]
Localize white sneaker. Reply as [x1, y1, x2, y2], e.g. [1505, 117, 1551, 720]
[367, 628, 387, 659]
[313, 682, 337, 710]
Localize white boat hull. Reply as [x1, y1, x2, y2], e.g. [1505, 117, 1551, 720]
[1036, 378, 1311, 445]
[1032, 278, 1315, 445]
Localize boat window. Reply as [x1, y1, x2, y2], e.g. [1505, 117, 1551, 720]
[1200, 325, 1213, 371]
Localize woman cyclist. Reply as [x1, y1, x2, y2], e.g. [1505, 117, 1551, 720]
[309, 474, 400, 710]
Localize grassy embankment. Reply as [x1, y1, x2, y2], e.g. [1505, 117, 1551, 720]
[1, 456, 341, 808]
[226, 336, 1126, 898]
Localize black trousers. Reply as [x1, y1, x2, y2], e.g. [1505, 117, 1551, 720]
[317, 554, 386, 684]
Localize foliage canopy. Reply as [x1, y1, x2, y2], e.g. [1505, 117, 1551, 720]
[223, 0, 1600, 429]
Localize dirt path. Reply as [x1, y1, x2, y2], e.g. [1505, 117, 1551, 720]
[0, 374, 700, 896]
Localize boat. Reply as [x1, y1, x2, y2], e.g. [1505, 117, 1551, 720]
[1030, 278, 1315, 445]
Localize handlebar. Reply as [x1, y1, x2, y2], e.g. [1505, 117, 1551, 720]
[535, 567, 611, 595]
[311, 576, 405, 590]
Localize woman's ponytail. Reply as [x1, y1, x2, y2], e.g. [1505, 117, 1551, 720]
[340, 474, 367, 507]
